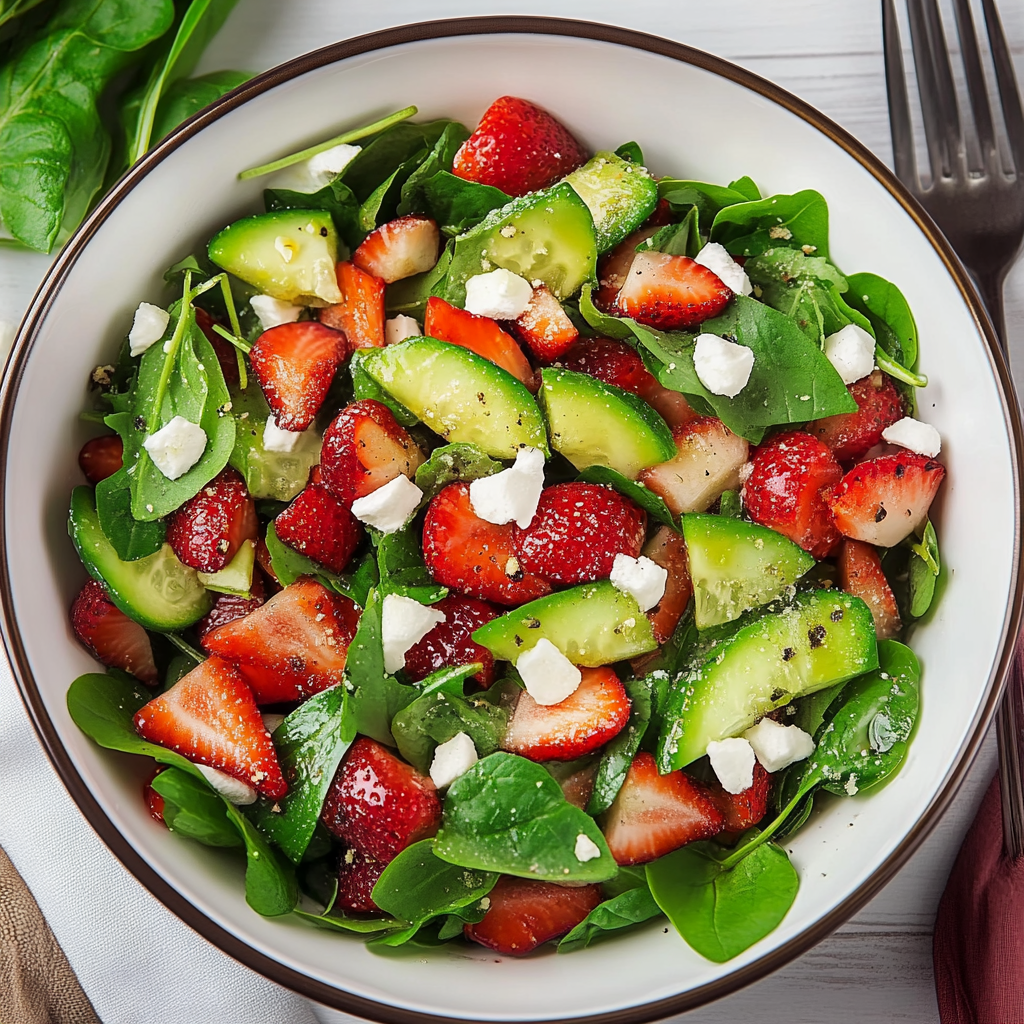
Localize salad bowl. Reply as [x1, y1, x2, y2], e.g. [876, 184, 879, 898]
[2, 16, 1022, 1022]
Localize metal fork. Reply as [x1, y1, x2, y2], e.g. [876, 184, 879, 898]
[883, 0, 1024, 856]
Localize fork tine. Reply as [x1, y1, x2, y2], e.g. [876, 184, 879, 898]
[981, 0, 1024, 170]
[907, 0, 961, 178]
[952, 0, 996, 160]
[883, 0, 918, 185]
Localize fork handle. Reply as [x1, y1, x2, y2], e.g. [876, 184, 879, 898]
[977, 269, 1009, 340]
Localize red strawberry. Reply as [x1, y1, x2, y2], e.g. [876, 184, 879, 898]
[255, 537, 280, 590]
[594, 227, 656, 310]
[807, 370, 906, 464]
[78, 435, 123, 484]
[826, 452, 944, 548]
[70, 579, 158, 686]
[513, 286, 579, 363]
[353, 215, 440, 284]
[319, 399, 426, 505]
[837, 539, 902, 639]
[601, 752, 724, 865]
[744, 431, 843, 559]
[321, 737, 441, 862]
[133, 656, 286, 798]
[614, 251, 732, 330]
[402, 594, 500, 687]
[422, 483, 551, 606]
[196, 571, 267, 644]
[515, 483, 646, 585]
[195, 307, 240, 386]
[143, 767, 167, 824]
[707, 762, 770, 832]
[274, 472, 363, 574]
[250, 320, 348, 431]
[504, 666, 631, 762]
[202, 578, 360, 703]
[319, 261, 386, 349]
[336, 847, 386, 913]
[452, 96, 587, 197]
[166, 467, 258, 574]
[641, 525, 693, 645]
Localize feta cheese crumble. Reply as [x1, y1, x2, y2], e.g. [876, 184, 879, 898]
[350, 474, 423, 534]
[250, 294, 303, 331]
[706, 737, 756, 794]
[263, 415, 305, 453]
[744, 717, 815, 773]
[693, 334, 754, 398]
[142, 416, 207, 480]
[128, 302, 170, 356]
[694, 241, 752, 296]
[469, 447, 545, 528]
[823, 323, 875, 385]
[196, 765, 257, 806]
[609, 553, 668, 612]
[882, 416, 942, 458]
[267, 142, 361, 193]
[463, 268, 533, 319]
[381, 593, 446, 674]
[574, 833, 601, 863]
[516, 638, 582, 706]
[385, 314, 421, 346]
[429, 732, 478, 789]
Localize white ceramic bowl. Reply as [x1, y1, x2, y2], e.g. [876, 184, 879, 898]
[2, 17, 1022, 1023]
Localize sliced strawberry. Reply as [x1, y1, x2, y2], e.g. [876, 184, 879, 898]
[513, 286, 579, 362]
[336, 847, 386, 913]
[807, 370, 906, 464]
[452, 96, 587, 197]
[837, 539, 902, 639]
[195, 307, 240, 385]
[353, 215, 440, 284]
[422, 483, 551, 606]
[402, 594, 500, 687]
[275, 473, 363, 574]
[614, 250, 731, 330]
[195, 571, 267, 644]
[133, 656, 286, 798]
[321, 737, 441, 862]
[515, 483, 646, 585]
[78, 434, 123, 484]
[320, 399, 426, 505]
[202, 578, 360, 703]
[143, 767, 167, 825]
[319, 261, 386, 349]
[601, 752, 724, 865]
[594, 227, 657, 310]
[250, 320, 347, 431]
[641, 525, 693, 645]
[826, 452, 944, 548]
[255, 536, 281, 590]
[504, 666, 631, 762]
[707, 762, 770, 832]
[71, 579, 158, 686]
[744, 431, 843, 559]
[550, 760, 599, 810]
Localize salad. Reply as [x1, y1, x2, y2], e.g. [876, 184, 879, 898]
[66, 95, 945, 961]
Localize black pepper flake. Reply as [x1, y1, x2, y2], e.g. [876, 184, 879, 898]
[874, 506, 887, 522]
[782, 647, 796, 662]
[134, 416, 146, 431]
[513, 635, 523, 647]
[770, 688, 786, 702]
[830, 608, 843, 622]
[894, 463, 905, 479]
[808, 624, 827, 649]
[525, 617, 541, 629]
[320, 226, 328, 237]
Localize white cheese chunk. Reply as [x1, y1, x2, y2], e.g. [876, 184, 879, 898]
[469, 447, 545, 529]
[381, 593, 446, 674]
[693, 334, 754, 398]
[142, 416, 207, 480]
[262, 415, 307, 453]
[823, 323, 876, 385]
[574, 833, 602, 863]
[882, 416, 942, 458]
[385, 314, 422, 345]
[196, 765, 257, 806]
[250, 294, 303, 331]
[517, 638, 582, 706]
[693, 241, 752, 296]
[129, 302, 170, 356]
[267, 143, 361, 193]
[463, 268, 534, 319]
[706, 737, 756, 794]
[429, 732, 479, 789]
[350, 474, 423, 534]
[609, 553, 668, 612]
[744, 717, 815, 773]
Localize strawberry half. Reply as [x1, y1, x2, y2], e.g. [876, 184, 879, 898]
[353, 215, 440, 284]
[402, 594, 500, 687]
[134, 656, 286, 798]
[641, 525, 693, 645]
[837, 539, 902, 639]
[143, 767, 167, 824]
[452, 96, 587, 197]
[78, 434, 123, 485]
[504, 666, 631, 762]
[807, 370, 906, 464]
[594, 227, 656, 310]
[70, 579, 158, 686]
[336, 847, 387, 913]
[250, 320, 348, 431]
[614, 250, 731, 330]
[513, 286, 579, 363]
[319, 261, 386, 349]
[707, 762, 771, 832]
[274, 469, 363, 573]
[195, 571, 267, 644]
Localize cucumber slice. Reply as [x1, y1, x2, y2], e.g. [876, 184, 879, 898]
[539, 368, 674, 479]
[362, 336, 548, 459]
[69, 487, 212, 631]
[445, 183, 597, 306]
[683, 513, 815, 628]
[657, 589, 878, 771]
[197, 539, 255, 597]
[472, 580, 657, 666]
[208, 210, 342, 306]
[350, 350, 418, 427]
[563, 151, 658, 253]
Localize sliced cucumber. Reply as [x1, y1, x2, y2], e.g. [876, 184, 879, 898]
[197, 539, 255, 597]
[445, 183, 597, 306]
[350, 349, 418, 427]
[208, 210, 341, 306]
[657, 589, 878, 771]
[683, 513, 815, 628]
[564, 151, 658, 253]
[362, 336, 548, 459]
[69, 487, 212, 631]
[539, 368, 674, 479]
[472, 580, 657, 666]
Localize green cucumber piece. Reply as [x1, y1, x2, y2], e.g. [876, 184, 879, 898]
[362, 336, 548, 459]
[683, 514, 815, 628]
[657, 590, 878, 771]
[472, 580, 657, 666]
[539, 368, 674, 479]
[350, 350, 418, 427]
[208, 210, 342, 306]
[563, 151, 658, 252]
[69, 487, 212, 631]
[197, 540, 255, 597]
[445, 183, 597, 306]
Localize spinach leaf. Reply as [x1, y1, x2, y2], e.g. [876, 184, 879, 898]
[414, 442, 503, 503]
[341, 120, 454, 202]
[643, 209, 701, 258]
[718, 489, 743, 518]
[791, 680, 847, 738]
[351, 351, 418, 426]
[376, 525, 446, 603]
[421, 171, 511, 236]
[386, 240, 454, 319]
[587, 676, 653, 815]
[908, 520, 940, 618]
[358, 154, 425, 234]
[150, 767, 242, 847]
[578, 282, 636, 341]
[294, 909, 398, 934]
[845, 272, 919, 370]
[614, 141, 644, 164]
[657, 179, 752, 223]
[95, 465, 166, 560]
[575, 465, 680, 532]
[711, 190, 830, 259]
[226, 804, 299, 917]
[728, 176, 761, 202]
[150, 70, 250, 147]
[558, 883, 662, 952]
[414, 663, 485, 699]
[397, 122, 470, 216]
[0, 0, 48, 33]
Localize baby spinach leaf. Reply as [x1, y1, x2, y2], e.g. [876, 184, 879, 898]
[386, 240, 453, 319]
[845, 272, 919, 370]
[728, 176, 761, 202]
[413, 663, 484, 699]
[293, 909, 398, 934]
[397, 122, 470, 216]
[226, 804, 298, 917]
[376, 525, 446, 603]
[908, 520, 940, 618]
[792, 680, 847, 739]
[264, 521, 376, 606]
[587, 676, 654, 815]
[0, 0, 48, 32]
[150, 70, 251, 147]
[351, 351, 418, 426]
[578, 282, 637, 341]
[711, 190, 830, 259]
[150, 767, 242, 847]
[421, 171, 511, 236]
[657, 179, 751, 223]
[341, 120, 454, 202]
[615, 141, 644, 164]
[718, 490, 743, 518]
[645, 209, 701, 258]
[558, 883, 662, 952]
[359, 153, 425, 234]
[95, 465, 166, 560]
[414, 442, 504, 503]
[575, 465, 680, 532]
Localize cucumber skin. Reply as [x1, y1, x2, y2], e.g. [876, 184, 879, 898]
[563, 151, 658, 252]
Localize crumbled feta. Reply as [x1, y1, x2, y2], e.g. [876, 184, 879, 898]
[381, 593, 446, 674]
[386, 314, 421, 345]
[609, 553, 667, 612]
[694, 241, 752, 296]
[706, 737, 756, 794]
[263, 415, 308, 453]
[469, 447, 545, 528]
[429, 732, 478, 789]
[574, 833, 601, 862]
[142, 416, 207, 480]
[267, 143, 361, 193]
[882, 416, 942, 457]
[129, 302, 170, 356]
[463, 268, 533, 319]
[250, 294, 303, 331]
[261, 713, 285, 735]
[517, 638, 582, 706]
[350, 474, 423, 534]
[693, 334, 754, 398]
[823, 324, 875, 385]
[744, 717, 815, 773]
[196, 765, 257, 806]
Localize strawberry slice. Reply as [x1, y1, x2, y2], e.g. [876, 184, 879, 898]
[274, 470, 363, 573]
[743, 430, 843, 559]
[504, 666, 631, 762]
[201, 578, 360, 703]
[166, 467, 258, 574]
[143, 767, 167, 824]
[601, 752, 724, 865]
[321, 737, 441, 862]
[807, 370, 906, 464]
[402, 594, 500, 687]
[826, 452, 944, 548]
[353, 215, 440, 284]
[250, 320, 348, 431]
[641, 525, 693, 645]
[336, 847, 387, 913]
[320, 399, 426, 505]
[452, 96, 587, 197]
[422, 483, 551, 606]
[134, 656, 286, 798]
[513, 286, 579, 363]
[707, 762, 771, 832]
[78, 435, 123, 485]
[319, 261, 386, 349]
[614, 250, 732, 330]
[255, 536, 281, 591]
[515, 482, 646, 585]
[423, 297, 535, 389]
[594, 227, 657, 310]
[837, 539, 902, 639]
[71, 579, 158, 685]
[195, 307, 240, 385]
[196, 571, 267, 644]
